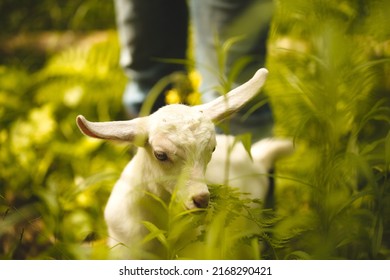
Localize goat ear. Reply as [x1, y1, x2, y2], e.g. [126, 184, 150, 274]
[76, 115, 148, 146]
[195, 68, 268, 123]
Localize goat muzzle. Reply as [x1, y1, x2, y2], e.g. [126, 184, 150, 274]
[192, 192, 210, 209]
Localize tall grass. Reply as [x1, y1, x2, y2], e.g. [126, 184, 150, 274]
[266, 0, 390, 259]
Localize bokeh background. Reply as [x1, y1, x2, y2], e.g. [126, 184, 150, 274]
[1, 0, 389, 259]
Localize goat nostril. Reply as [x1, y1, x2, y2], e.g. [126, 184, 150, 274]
[192, 192, 210, 208]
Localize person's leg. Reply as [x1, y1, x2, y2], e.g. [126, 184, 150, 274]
[114, 0, 189, 116]
[190, 0, 274, 139]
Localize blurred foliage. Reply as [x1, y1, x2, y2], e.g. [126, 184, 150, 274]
[0, 31, 128, 259]
[0, 0, 115, 35]
[1, 0, 390, 260]
[266, 0, 390, 259]
[0, 0, 115, 70]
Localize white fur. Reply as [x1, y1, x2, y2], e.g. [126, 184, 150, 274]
[76, 68, 293, 258]
[207, 135, 293, 202]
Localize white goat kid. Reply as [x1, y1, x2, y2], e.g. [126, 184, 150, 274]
[76, 68, 290, 258]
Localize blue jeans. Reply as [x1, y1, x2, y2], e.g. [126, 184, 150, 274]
[114, 0, 274, 138]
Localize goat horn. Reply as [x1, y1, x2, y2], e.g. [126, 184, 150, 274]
[76, 115, 148, 145]
[195, 68, 268, 123]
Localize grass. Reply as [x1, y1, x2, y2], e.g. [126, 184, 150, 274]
[266, 0, 390, 259]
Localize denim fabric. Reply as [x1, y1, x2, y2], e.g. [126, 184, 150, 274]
[114, 0, 188, 116]
[190, 0, 274, 139]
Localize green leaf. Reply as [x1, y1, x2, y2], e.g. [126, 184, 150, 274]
[234, 133, 253, 161]
[141, 221, 169, 249]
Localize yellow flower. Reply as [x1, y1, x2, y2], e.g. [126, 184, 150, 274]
[189, 71, 202, 90]
[186, 91, 201, 105]
[185, 71, 202, 105]
[165, 89, 181, 104]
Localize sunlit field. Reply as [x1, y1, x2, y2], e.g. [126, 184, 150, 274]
[1, 0, 389, 259]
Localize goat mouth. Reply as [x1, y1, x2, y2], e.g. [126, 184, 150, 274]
[183, 198, 210, 212]
[184, 202, 209, 213]
[193, 200, 208, 209]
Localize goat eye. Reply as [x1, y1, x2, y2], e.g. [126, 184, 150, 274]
[212, 146, 216, 152]
[154, 151, 168, 161]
